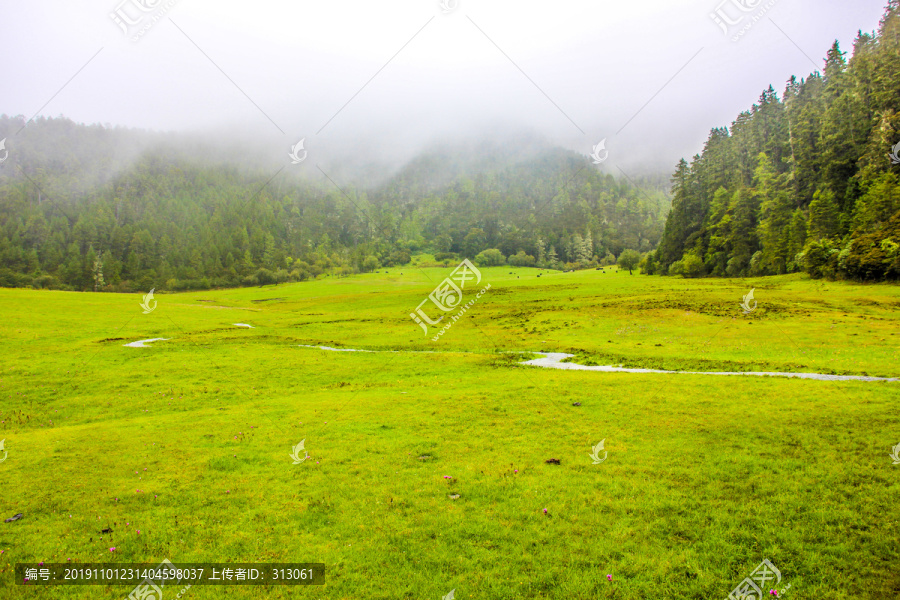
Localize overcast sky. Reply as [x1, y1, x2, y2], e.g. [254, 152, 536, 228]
[0, 0, 889, 175]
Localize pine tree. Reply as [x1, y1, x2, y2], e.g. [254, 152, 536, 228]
[92, 252, 105, 291]
[85, 245, 98, 292]
[787, 209, 808, 271]
[755, 153, 793, 273]
[581, 231, 594, 262]
[808, 189, 840, 240]
[547, 245, 559, 268]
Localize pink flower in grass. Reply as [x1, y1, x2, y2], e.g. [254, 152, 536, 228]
[109, 547, 115, 552]
[607, 574, 612, 581]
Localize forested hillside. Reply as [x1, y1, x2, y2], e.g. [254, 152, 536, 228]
[649, 1, 900, 281]
[0, 118, 669, 291]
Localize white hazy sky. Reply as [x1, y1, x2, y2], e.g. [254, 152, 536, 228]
[0, 0, 889, 173]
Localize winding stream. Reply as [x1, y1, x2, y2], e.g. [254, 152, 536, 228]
[124, 340, 897, 381]
[299, 345, 898, 382]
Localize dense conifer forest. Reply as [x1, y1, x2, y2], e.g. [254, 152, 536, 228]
[649, 1, 900, 281]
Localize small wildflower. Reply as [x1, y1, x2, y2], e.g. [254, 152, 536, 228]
[543, 508, 548, 514]
[109, 547, 115, 552]
[607, 574, 612, 581]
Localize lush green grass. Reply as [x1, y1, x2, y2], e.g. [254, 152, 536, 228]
[1, 267, 899, 599]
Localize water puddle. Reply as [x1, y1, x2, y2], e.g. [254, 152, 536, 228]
[123, 338, 170, 348]
[521, 352, 898, 382]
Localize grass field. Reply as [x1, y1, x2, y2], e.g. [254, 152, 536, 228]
[1, 265, 899, 599]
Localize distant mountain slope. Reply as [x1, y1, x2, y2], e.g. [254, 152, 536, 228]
[0, 117, 669, 291]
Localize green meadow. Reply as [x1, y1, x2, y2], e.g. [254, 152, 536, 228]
[1, 265, 899, 599]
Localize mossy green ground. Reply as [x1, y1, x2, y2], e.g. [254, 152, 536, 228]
[1, 266, 898, 599]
